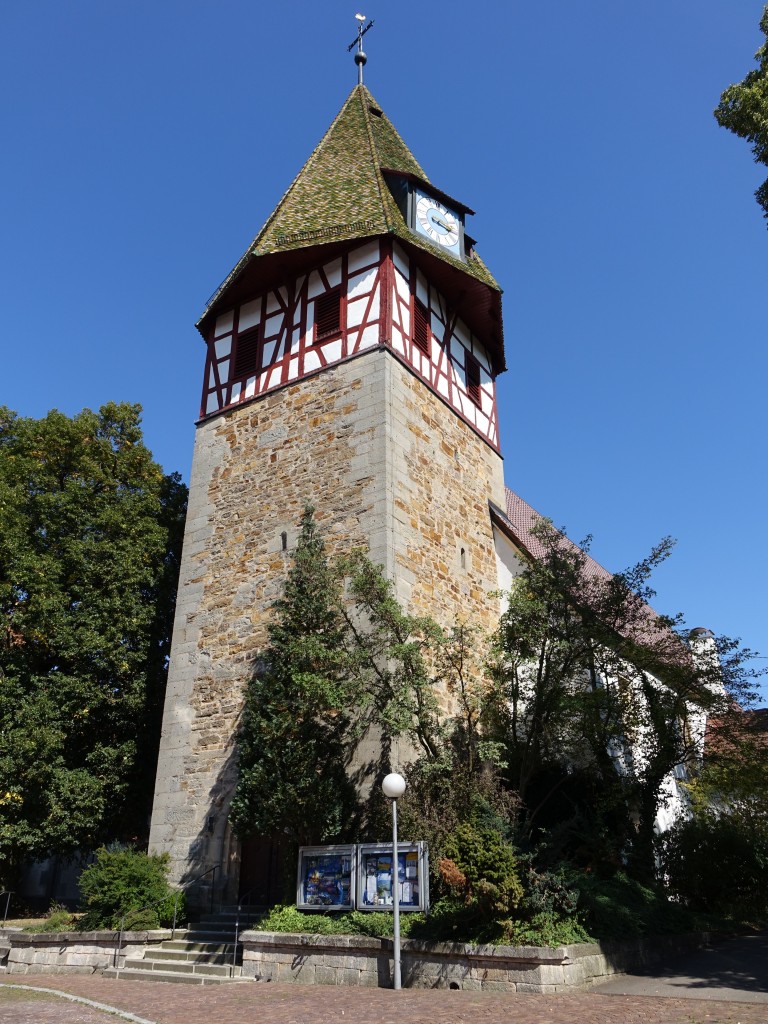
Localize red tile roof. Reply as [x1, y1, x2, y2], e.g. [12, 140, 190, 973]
[498, 488, 612, 585]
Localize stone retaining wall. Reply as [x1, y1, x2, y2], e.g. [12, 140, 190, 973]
[0, 927, 710, 990]
[0, 929, 172, 975]
[239, 930, 711, 993]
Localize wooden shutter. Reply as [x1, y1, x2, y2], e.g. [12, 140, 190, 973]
[233, 327, 261, 379]
[466, 353, 481, 406]
[315, 290, 341, 341]
[413, 299, 430, 355]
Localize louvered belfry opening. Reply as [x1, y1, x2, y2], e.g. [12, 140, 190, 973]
[233, 326, 261, 379]
[466, 352, 481, 406]
[314, 289, 342, 341]
[413, 298, 430, 355]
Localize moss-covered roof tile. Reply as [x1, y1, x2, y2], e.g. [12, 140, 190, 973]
[205, 85, 500, 317]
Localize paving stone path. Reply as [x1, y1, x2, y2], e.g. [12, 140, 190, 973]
[1, 976, 766, 1024]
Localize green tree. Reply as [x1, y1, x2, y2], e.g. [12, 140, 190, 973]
[490, 519, 756, 881]
[715, 6, 768, 222]
[0, 403, 187, 885]
[229, 505, 360, 846]
[230, 507, 482, 848]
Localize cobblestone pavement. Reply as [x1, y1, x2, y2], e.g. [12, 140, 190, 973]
[1, 976, 767, 1024]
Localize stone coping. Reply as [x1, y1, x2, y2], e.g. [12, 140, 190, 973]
[0, 929, 173, 943]
[240, 929, 574, 962]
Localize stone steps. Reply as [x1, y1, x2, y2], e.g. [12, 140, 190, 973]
[103, 907, 262, 984]
[103, 965, 242, 985]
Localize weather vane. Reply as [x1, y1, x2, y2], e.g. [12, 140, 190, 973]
[347, 13, 374, 86]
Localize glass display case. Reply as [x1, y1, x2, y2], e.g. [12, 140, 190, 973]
[296, 845, 355, 910]
[356, 842, 429, 912]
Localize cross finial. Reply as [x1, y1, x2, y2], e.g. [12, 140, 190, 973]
[347, 13, 374, 85]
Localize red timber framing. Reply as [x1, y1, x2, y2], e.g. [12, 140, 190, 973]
[199, 238, 500, 452]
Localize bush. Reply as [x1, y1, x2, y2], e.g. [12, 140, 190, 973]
[566, 869, 708, 939]
[25, 902, 77, 933]
[660, 812, 768, 922]
[258, 903, 423, 938]
[440, 822, 524, 916]
[78, 845, 184, 930]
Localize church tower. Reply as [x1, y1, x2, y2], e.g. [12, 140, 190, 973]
[149, 81, 508, 903]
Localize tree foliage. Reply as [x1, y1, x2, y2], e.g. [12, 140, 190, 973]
[232, 505, 764, 934]
[715, 5, 768, 222]
[78, 845, 183, 930]
[0, 403, 187, 883]
[488, 519, 755, 880]
[230, 506, 479, 847]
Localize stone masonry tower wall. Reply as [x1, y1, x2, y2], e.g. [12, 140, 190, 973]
[149, 344, 505, 895]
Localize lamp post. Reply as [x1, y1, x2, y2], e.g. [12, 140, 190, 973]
[381, 771, 406, 990]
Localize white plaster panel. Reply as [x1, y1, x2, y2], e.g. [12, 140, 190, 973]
[230, 382, 242, 403]
[291, 326, 302, 352]
[238, 300, 260, 331]
[415, 272, 428, 306]
[477, 410, 490, 435]
[214, 311, 234, 337]
[366, 290, 380, 322]
[436, 374, 450, 399]
[218, 358, 230, 382]
[288, 356, 299, 379]
[323, 339, 342, 363]
[393, 242, 409, 279]
[393, 333, 406, 355]
[264, 311, 283, 339]
[268, 367, 281, 389]
[323, 257, 342, 289]
[347, 297, 366, 329]
[400, 305, 411, 336]
[208, 366, 216, 389]
[307, 270, 325, 300]
[263, 340, 277, 364]
[244, 377, 256, 399]
[481, 390, 493, 415]
[304, 349, 322, 372]
[455, 321, 470, 348]
[494, 528, 527, 597]
[266, 287, 288, 315]
[214, 336, 232, 359]
[394, 267, 410, 301]
[348, 239, 379, 274]
[205, 392, 219, 415]
[358, 324, 378, 350]
[348, 266, 376, 300]
[473, 342, 491, 373]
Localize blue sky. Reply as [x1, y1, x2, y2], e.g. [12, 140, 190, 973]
[2, 2, 766, 697]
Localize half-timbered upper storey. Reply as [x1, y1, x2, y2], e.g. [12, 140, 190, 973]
[197, 84, 506, 451]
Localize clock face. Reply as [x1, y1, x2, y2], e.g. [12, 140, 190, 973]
[414, 192, 461, 254]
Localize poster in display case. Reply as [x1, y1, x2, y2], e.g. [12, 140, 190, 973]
[296, 845, 355, 910]
[356, 842, 429, 912]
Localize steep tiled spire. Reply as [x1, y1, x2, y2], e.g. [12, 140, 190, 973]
[202, 85, 500, 322]
[253, 85, 427, 255]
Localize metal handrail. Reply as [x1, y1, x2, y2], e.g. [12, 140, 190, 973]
[229, 886, 262, 979]
[0, 891, 12, 926]
[112, 863, 221, 973]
